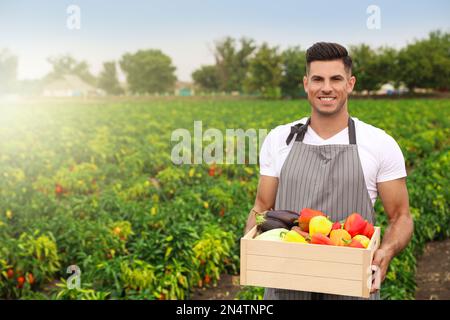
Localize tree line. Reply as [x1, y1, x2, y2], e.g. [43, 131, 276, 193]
[193, 30, 449, 98]
[0, 30, 448, 97]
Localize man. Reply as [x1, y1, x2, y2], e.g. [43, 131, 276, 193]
[244, 42, 414, 300]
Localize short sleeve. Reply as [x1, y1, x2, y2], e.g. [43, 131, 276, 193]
[259, 129, 278, 177]
[377, 134, 407, 183]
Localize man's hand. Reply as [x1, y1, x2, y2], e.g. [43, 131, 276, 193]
[370, 177, 414, 294]
[370, 248, 393, 293]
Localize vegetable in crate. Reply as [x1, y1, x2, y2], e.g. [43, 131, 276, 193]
[299, 208, 326, 232]
[309, 216, 333, 237]
[310, 233, 333, 245]
[329, 229, 351, 246]
[352, 235, 370, 248]
[256, 217, 289, 232]
[291, 226, 311, 241]
[254, 228, 289, 241]
[332, 221, 343, 230]
[282, 230, 308, 243]
[344, 213, 367, 237]
[346, 238, 365, 248]
[361, 221, 375, 239]
[255, 210, 299, 232]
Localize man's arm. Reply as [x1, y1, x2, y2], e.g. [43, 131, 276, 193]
[243, 175, 279, 235]
[371, 177, 414, 293]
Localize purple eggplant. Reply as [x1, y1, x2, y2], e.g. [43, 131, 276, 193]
[264, 210, 299, 227]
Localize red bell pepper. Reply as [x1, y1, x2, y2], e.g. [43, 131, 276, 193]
[311, 233, 333, 245]
[344, 213, 367, 237]
[332, 221, 342, 230]
[361, 221, 375, 239]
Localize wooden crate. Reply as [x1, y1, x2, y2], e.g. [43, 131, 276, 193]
[240, 226, 381, 298]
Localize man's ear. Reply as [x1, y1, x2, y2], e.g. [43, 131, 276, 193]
[303, 75, 308, 94]
[347, 75, 356, 93]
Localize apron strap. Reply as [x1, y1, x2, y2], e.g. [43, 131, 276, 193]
[286, 117, 357, 145]
[285, 118, 310, 145]
[348, 117, 357, 145]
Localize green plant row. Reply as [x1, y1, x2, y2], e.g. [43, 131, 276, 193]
[0, 99, 448, 299]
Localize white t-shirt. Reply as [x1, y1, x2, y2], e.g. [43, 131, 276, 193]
[259, 117, 407, 205]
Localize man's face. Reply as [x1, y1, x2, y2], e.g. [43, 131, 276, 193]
[303, 60, 356, 116]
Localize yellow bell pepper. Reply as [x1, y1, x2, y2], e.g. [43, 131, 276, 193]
[282, 230, 308, 244]
[309, 216, 333, 237]
[352, 235, 370, 248]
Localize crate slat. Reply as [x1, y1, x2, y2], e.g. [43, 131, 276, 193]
[247, 254, 363, 280]
[246, 270, 364, 297]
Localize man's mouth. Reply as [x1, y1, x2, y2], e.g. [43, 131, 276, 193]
[318, 96, 336, 101]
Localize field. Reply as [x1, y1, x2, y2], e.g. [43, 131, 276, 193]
[0, 97, 449, 300]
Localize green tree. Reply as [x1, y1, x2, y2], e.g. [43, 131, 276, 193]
[214, 37, 256, 92]
[192, 65, 220, 92]
[120, 49, 177, 94]
[244, 43, 283, 99]
[0, 49, 18, 93]
[98, 61, 124, 95]
[280, 46, 306, 98]
[397, 30, 450, 91]
[349, 44, 382, 92]
[46, 55, 96, 85]
[372, 47, 399, 87]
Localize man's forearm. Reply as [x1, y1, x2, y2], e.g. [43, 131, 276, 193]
[244, 210, 257, 235]
[379, 213, 414, 259]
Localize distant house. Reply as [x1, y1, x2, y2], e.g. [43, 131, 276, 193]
[174, 81, 195, 96]
[376, 83, 395, 95]
[376, 83, 409, 95]
[42, 75, 100, 97]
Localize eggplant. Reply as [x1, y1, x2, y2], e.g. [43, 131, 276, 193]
[266, 210, 299, 226]
[256, 216, 290, 232]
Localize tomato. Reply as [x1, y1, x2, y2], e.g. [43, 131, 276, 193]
[17, 276, 25, 288]
[6, 268, 14, 279]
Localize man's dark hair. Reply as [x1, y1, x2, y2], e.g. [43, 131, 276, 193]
[306, 42, 352, 74]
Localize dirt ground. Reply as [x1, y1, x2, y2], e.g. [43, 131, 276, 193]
[190, 274, 241, 300]
[191, 239, 450, 300]
[415, 239, 450, 300]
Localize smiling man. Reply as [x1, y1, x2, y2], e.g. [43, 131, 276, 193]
[244, 42, 414, 300]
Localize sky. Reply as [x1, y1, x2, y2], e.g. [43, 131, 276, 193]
[0, 0, 449, 82]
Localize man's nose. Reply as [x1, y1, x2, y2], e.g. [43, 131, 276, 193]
[321, 80, 333, 93]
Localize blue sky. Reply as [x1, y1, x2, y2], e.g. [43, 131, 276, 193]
[1, 0, 449, 81]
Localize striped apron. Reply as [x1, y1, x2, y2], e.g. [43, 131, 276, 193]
[263, 117, 380, 300]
